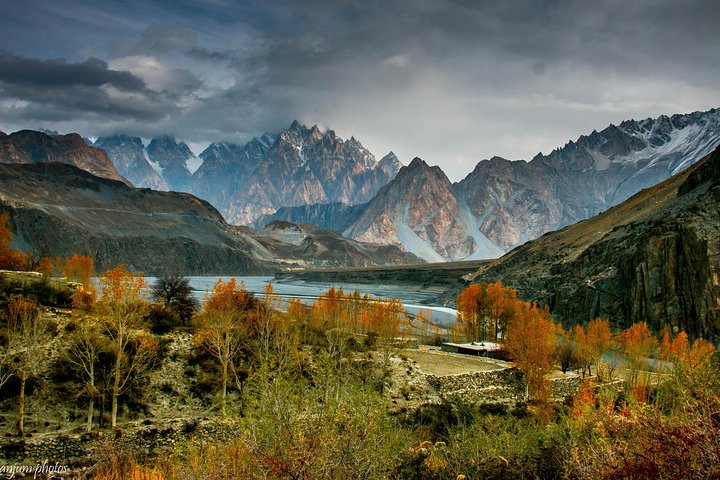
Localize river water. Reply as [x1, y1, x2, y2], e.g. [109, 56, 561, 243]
[144, 275, 458, 326]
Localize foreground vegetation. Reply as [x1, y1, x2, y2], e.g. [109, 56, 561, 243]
[1, 212, 719, 478]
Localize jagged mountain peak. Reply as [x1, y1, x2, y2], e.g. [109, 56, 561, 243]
[94, 134, 167, 190]
[457, 106, 720, 252]
[378, 152, 402, 178]
[402, 157, 448, 181]
[96, 134, 144, 149]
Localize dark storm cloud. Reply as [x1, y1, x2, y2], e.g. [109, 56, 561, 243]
[0, 53, 180, 125]
[0, 53, 145, 90]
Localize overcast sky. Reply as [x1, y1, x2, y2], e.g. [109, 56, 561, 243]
[1, 0, 718, 181]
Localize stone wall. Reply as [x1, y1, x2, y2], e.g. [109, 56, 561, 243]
[426, 368, 583, 403]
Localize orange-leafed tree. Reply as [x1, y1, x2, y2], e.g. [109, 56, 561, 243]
[622, 322, 656, 393]
[195, 278, 259, 417]
[662, 329, 716, 369]
[456, 281, 518, 342]
[96, 264, 155, 428]
[686, 338, 716, 368]
[64, 254, 95, 287]
[505, 302, 557, 402]
[571, 324, 593, 378]
[586, 317, 612, 379]
[0, 212, 28, 271]
[364, 298, 408, 394]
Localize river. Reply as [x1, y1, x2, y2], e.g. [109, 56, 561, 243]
[144, 275, 458, 327]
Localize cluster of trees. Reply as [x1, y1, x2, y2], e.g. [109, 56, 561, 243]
[0, 265, 161, 433]
[456, 282, 717, 406]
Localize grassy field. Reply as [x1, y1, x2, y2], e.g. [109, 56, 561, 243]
[402, 346, 510, 376]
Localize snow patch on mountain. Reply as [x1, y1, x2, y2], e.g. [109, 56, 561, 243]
[395, 221, 445, 263]
[145, 149, 163, 176]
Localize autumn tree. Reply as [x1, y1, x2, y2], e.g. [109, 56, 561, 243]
[586, 317, 612, 380]
[557, 327, 578, 374]
[65, 316, 107, 431]
[505, 302, 557, 402]
[5, 296, 52, 436]
[363, 298, 408, 393]
[97, 264, 156, 428]
[571, 324, 594, 378]
[0, 212, 28, 271]
[622, 322, 656, 396]
[456, 282, 517, 342]
[661, 329, 716, 369]
[64, 254, 94, 287]
[195, 278, 259, 417]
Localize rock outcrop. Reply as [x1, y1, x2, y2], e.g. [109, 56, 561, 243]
[0, 130, 130, 186]
[93, 135, 168, 190]
[462, 144, 720, 342]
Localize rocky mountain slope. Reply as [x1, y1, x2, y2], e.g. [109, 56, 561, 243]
[0, 130, 130, 186]
[344, 158, 504, 263]
[0, 162, 270, 275]
[463, 144, 720, 342]
[94, 135, 168, 190]
[146, 135, 198, 192]
[456, 108, 720, 250]
[0, 162, 416, 273]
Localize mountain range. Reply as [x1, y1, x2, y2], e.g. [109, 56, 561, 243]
[259, 109, 720, 261]
[0, 130, 129, 186]
[2, 107, 719, 265]
[94, 121, 401, 226]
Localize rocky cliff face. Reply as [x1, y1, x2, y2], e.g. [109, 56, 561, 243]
[0, 162, 268, 275]
[146, 135, 196, 191]
[463, 144, 720, 342]
[0, 130, 130, 186]
[344, 158, 503, 262]
[94, 135, 168, 190]
[456, 108, 720, 250]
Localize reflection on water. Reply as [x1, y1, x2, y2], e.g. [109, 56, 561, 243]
[143, 275, 458, 326]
